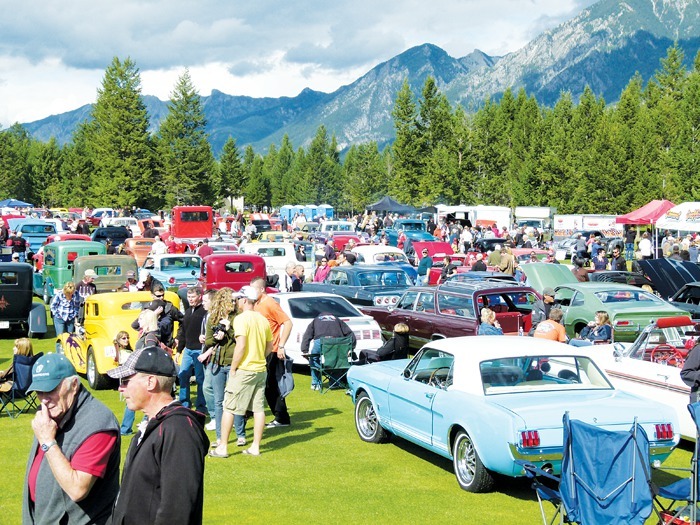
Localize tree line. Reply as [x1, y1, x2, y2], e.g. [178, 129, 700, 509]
[1, 44, 699, 215]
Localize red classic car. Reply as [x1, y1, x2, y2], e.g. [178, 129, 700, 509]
[361, 281, 541, 353]
[413, 241, 500, 284]
[199, 253, 276, 293]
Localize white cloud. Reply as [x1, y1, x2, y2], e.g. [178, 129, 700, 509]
[0, 0, 597, 127]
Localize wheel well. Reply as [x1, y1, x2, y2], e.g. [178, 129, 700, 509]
[574, 322, 587, 336]
[431, 333, 446, 341]
[449, 424, 467, 456]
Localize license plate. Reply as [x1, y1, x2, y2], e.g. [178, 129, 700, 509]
[0, 321, 9, 329]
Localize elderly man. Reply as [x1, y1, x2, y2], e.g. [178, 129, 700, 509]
[279, 261, 297, 292]
[108, 347, 209, 524]
[22, 354, 120, 524]
[76, 269, 97, 303]
[211, 285, 273, 458]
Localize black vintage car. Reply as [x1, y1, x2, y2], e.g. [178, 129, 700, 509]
[0, 262, 47, 338]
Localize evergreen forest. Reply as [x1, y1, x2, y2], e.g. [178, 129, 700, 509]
[1, 45, 700, 215]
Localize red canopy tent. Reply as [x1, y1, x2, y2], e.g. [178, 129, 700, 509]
[615, 199, 676, 225]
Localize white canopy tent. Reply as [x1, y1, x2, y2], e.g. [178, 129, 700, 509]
[655, 202, 700, 232]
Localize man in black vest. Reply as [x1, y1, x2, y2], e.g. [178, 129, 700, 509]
[22, 354, 120, 524]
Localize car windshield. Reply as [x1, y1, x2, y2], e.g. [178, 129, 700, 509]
[398, 222, 424, 231]
[625, 324, 696, 361]
[371, 252, 408, 263]
[161, 257, 200, 270]
[480, 356, 612, 394]
[593, 289, 662, 304]
[325, 223, 353, 231]
[356, 271, 412, 287]
[285, 296, 361, 319]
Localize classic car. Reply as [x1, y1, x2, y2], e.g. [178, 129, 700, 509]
[472, 238, 508, 254]
[7, 218, 58, 253]
[0, 262, 47, 338]
[638, 258, 700, 301]
[361, 281, 541, 352]
[207, 241, 240, 253]
[271, 292, 383, 364]
[72, 255, 139, 294]
[381, 219, 436, 246]
[292, 221, 320, 240]
[34, 240, 106, 302]
[32, 233, 93, 271]
[101, 216, 140, 236]
[87, 208, 115, 226]
[350, 245, 418, 281]
[137, 218, 168, 236]
[304, 264, 414, 307]
[239, 241, 314, 279]
[669, 283, 700, 320]
[122, 237, 155, 266]
[258, 231, 293, 242]
[413, 241, 491, 285]
[91, 225, 132, 248]
[347, 336, 679, 492]
[589, 315, 698, 439]
[59, 290, 180, 389]
[587, 270, 657, 291]
[140, 253, 202, 289]
[551, 281, 686, 342]
[199, 252, 275, 292]
[445, 272, 517, 285]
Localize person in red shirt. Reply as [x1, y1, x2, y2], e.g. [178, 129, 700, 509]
[197, 238, 214, 259]
[22, 354, 120, 525]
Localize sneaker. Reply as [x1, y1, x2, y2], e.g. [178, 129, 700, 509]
[205, 420, 216, 431]
[236, 437, 247, 446]
[311, 384, 321, 391]
[265, 420, 290, 429]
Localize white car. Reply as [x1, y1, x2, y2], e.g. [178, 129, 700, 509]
[272, 292, 383, 364]
[351, 245, 411, 265]
[239, 242, 313, 279]
[585, 315, 697, 439]
[101, 216, 140, 236]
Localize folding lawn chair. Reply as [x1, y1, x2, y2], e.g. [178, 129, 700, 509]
[653, 402, 700, 524]
[311, 336, 354, 393]
[521, 413, 653, 525]
[0, 352, 43, 419]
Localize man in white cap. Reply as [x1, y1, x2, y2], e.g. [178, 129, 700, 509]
[108, 347, 209, 524]
[22, 354, 120, 524]
[76, 269, 97, 303]
[210, 285, 273, 458]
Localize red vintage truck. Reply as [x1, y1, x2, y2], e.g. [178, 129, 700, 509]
[199, 253, 278, 293]
[170, 205, 215, 252]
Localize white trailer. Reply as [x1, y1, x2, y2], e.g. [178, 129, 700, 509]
[552, 214, 622, 241]
[436, 205, 511, 231]
[514, 206, 555, 230]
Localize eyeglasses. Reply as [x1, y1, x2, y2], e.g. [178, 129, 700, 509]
[120, 375, 135, 387]
[321, 259, 327, 263]
[120, 336, 129, 340]
[153, 293, 164, 298]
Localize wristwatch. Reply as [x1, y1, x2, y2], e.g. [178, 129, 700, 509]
[41, 440, 58, 452]
[279, 345, 285, 349]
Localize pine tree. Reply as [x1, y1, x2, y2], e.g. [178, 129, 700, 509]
[217, 137, 244, 211]
[157, 69, 215, 207]
[390, 80, 420, 202]
[86, 57, 153, 208]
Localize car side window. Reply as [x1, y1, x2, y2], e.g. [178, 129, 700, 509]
[409, 348, 454, 387]
[570, 291, 584, 307]
[438, 293, 474, 317]
[396, 291, 418, 310]
[415, 292, 435, 313]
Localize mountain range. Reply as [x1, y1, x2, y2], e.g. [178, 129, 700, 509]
[21, 0, 700, 155]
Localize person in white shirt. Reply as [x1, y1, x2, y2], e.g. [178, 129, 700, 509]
[638, 232, 653, 259]
[149, 235, 168, 255]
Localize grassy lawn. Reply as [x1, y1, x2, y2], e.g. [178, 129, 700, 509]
[0, 318, 694, 524]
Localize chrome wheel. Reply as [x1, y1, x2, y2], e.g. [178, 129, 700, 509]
[452, 430, 494, 492]
[355, 392, 387, 443]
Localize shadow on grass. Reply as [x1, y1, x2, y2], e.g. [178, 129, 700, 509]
[390, 433, 538, 501]
[257, 407, 343, 452]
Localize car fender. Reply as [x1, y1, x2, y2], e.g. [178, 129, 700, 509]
[28, 302, 47, 335]
[60, 333, 88, 374]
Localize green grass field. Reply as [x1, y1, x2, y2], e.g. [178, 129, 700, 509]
[0, 321, 694, 524]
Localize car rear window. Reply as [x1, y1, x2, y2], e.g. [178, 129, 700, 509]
[285, 296, 360, 319]
[0, 271, 18, 285]
[480, 356, 612, 394]
[594, 290, 661, 304]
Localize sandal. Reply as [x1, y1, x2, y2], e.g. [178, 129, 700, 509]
[236, 437, 247, 446]
[242, 448, 261, 456]
[208, 450, 229, 458]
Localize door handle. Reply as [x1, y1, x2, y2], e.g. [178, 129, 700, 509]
[425, 393, 435, 399]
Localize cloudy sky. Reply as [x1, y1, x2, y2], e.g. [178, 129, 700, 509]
[0, 0, 598, 127]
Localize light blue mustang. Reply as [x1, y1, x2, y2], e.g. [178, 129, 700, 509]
[347, 336, 679, 492]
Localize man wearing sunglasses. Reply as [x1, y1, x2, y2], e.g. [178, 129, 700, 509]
[108, 347, 208, 524]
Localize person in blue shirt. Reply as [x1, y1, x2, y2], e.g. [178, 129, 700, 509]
[416, 249, 433, 285]
[478, 308, 503, 336]
[569, 311, 612, 346]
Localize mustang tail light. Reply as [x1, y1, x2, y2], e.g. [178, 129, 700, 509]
[371, 329, 381, 339]
[655, 423, 674, 440]
[521, 430, 541, 448]
[615, 320, 631, 327]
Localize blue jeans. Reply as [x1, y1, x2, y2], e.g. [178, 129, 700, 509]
[178, 348, 207, 413]
[309, 339, 322, 387]
[121, 406, 135, 435]
[54, 317, 74, 337]
[211, 363, 230, 440]
[202, 361, 215, 419]
[569, 339, 593, 347]
[625, 242, 634, 261]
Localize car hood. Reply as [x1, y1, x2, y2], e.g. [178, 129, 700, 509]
[522, 262, 578, 291]
[638, 259, 700, 299]
[488, 389, 665, 426]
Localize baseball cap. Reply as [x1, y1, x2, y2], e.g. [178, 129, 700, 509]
[542, 287, 556, 297]
[84, 269, 97, 278]
[126, 270, 136, 278]
[11, 253, 19, 260]
[108, 347, 177, 378]
[233, 285, 259, 301]
[28, 354, 77, 393]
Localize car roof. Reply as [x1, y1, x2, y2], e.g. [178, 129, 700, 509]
[555, 282, 653, 292]
[330, 264, 410, 274]
[436, 280, 533, 294]
[425, 335, 582, 360]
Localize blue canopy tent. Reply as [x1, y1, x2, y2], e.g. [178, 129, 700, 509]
[0, 198, 34, 208]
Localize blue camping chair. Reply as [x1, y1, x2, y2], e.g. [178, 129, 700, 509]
[521, 413, 653, 525]
[653, 402, 700, 524]
[0, 352, 43, 418]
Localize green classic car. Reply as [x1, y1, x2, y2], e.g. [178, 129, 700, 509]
[34, 240, 106, 302]
[522, 263, 686, 342]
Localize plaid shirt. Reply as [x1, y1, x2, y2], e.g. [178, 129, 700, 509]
[50, 291, 81, 322]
